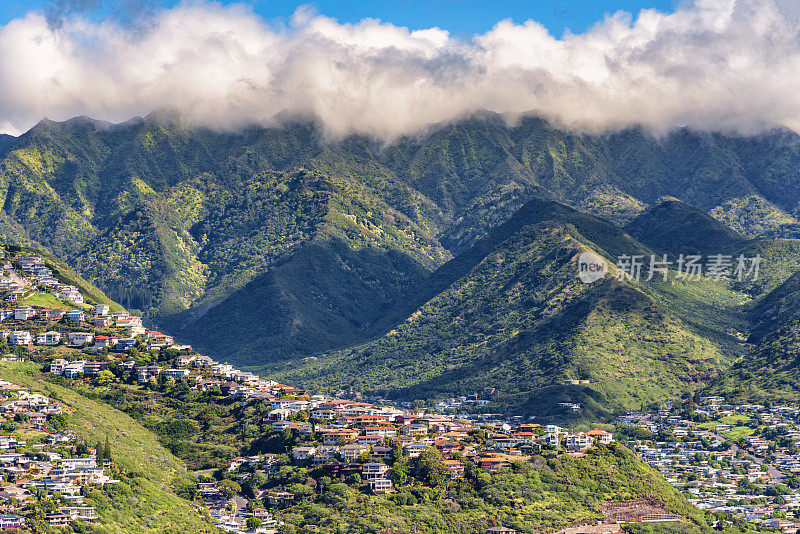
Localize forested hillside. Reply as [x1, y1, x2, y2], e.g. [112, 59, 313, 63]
[4, 113, 800, 410]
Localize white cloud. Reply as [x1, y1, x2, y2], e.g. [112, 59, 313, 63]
[1, 0, 800, 138]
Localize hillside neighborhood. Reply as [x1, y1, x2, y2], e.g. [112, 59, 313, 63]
[0, 250, 793, 534]
[0, 375, 114, 530]
[622, 399, 800, 532]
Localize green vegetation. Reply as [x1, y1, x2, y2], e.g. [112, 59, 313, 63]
[5, 114, 800, 411]
[712, 317, 800, 403]
[272, 201, 746, 417]
[221, 441, 724, 534]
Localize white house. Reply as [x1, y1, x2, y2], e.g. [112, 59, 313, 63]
[566, 433, 593, 451]
[291, 446, 316, 462]
[125, 325, 146, 336]
[56, 289, 84, 304]
[8, 331, 31, 346]
[61, 458, 97, 470]
[62, 361, 86, 379]
[13, 307, 36, 321]
[586, 430, 613, 444]
[164, 369, 190, 379]
[36, 331, 61, 346]
[541, 433, 561, 448]
[93, 304, 110, 316]
[368, 478, 393, 494]
[67, 332, 94, 346]
[50, 359, 68, 375]
[65, 310, 85, 323]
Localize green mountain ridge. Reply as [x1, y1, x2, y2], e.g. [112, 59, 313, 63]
[3, 113, 800, 410]
[270, 199, 746, 418]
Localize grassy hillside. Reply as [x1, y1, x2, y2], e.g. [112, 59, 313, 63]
[0, 362, 218, 533]
[710, 318, 800, 403]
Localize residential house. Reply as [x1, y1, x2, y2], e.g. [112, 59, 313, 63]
[114, 338, 136, 351]
[402, 424, 428, 437]
[36, 331, 61, 346]
[41, 309, 65, 320]
[340, 444, 369, 461]
[321, 429, 358, 445]
[6, 289, 25, 301]
[541, 433, 561, 448]
[371, 446, 393, 460]
[312, 445, 339, 464]
[82, 362, 107, 377]
[442, 459, 465, 478]
[403, 443, 427, 458]
[67, 332, 94, 346]
[60, 507, 98, 521]
[146, 331, 173, 348]
[65, 310, 85, 323]
[268, 492, 295, 508]
[93, 304, 110, 316]
[487, 527, 519, 534]
[46, 513, 70, 527]
[115, 316, 142, 327]
[13, 306, 36, 321]
[56, 289, 83, 304]
[193, 355, 214, 367]
[292, 446, 316, 463]
[586, 429, 613, 444]
[312, 409, 338, 420]
[365, 426, 397, 438]
[92, 335, 118, 351]
[135, 366, 162, 384]
[62, 361, 86, 379]
[368, 478, 393, 494]
[8, 331, 31, 346]
[357, 435, 382, 447]
[90, 316, 112, 327]
[61, 458, 96, 470]
[479, 456, 513, 471]
[125, 325, 146, 336]
[566, 433, 593, 451]
[361, 463, 389, 480]
[175, 355, 194, 367]
[164, 369, 190, 379]
[50, 359, 67, 375]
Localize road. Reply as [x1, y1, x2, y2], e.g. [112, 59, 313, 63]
[728, 441, 785, 481]
[233, 495, 247, 526]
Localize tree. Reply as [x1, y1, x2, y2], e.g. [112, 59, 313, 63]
[253, 471, 268, 488]
[103, 436, 111, 461]
[47, 413, 68, 431]
[246, 517, 262, 530]
[97, 369, 114, 385]
[218, 479, 242, 498]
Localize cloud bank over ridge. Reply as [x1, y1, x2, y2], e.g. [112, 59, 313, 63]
[1, 0, 799, 138]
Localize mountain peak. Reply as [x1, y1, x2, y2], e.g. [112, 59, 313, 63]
[625, 198, 748, 256]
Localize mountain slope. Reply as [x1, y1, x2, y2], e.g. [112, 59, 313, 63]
[624, 198, 749, 256]
[272, 200, 745, 418]
[711, 317, 800, 403]
[3, 113, 800, 371]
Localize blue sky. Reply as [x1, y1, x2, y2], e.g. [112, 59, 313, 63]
[0, 0, 679, 37]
